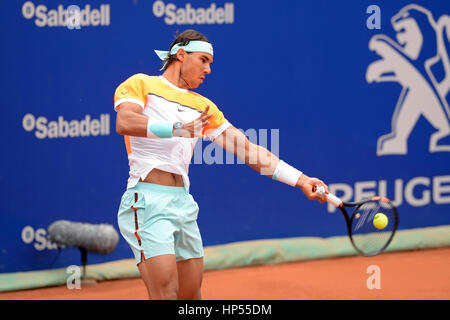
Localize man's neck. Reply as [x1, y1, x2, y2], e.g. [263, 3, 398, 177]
[162, 65, 190, 90]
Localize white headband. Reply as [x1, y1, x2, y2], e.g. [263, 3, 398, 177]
[154, 40, 214, 70]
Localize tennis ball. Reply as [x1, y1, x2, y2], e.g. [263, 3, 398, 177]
[373, 213, 388, 229]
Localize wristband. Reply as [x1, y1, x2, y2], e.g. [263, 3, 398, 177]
[272, 160, 303, 187]
[147, 118, 173, 138]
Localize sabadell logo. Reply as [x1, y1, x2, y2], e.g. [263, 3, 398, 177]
[152, 1, 234, 25]
[22, 113, 111, 139]
[21, 1, 110, 28]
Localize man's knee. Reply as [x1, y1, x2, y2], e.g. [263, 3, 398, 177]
[151, 276, 179, 300]
[178, 286, 201, 300]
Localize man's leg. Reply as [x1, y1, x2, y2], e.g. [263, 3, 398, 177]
[138, 254, 179, 300]
[177, 257, 204, 300]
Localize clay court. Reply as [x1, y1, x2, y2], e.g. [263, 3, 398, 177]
[2, 247, 449, 300]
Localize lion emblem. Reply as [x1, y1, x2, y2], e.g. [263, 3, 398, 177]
[366, 4, 450, 155]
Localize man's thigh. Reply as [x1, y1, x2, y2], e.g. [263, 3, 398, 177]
[177, 257, 204, 300]
[138, 254, 178, 299]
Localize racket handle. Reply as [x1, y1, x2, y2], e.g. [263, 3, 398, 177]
[315, 185, 343, 207]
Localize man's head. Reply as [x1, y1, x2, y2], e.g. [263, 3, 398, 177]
[161, 29, 213, 89]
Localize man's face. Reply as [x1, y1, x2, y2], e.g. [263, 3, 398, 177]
[180, 51, 213, 88]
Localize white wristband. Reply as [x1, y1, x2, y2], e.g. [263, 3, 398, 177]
[272, 160, 302, 187]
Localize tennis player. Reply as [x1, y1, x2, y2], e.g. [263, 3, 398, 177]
[114, 29, 329, 300]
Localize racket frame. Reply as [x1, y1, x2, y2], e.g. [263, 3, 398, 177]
[337, 197, 399, 256]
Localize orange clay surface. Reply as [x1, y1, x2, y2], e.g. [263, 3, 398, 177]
[1, 248, 449, 300]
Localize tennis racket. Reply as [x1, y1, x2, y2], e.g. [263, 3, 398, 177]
[315, 185, 399, 256]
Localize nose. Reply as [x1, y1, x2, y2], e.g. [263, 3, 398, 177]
[205, 64, 211, 75]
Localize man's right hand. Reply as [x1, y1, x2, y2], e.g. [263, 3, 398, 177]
[177, 105, 212, 138]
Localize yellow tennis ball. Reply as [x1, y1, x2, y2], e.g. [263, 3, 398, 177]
[373, 213, 388, 229]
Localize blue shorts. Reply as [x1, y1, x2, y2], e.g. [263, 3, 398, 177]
[117, 182, 204, 264]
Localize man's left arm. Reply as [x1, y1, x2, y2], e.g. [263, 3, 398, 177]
[213, 125, 329, 203]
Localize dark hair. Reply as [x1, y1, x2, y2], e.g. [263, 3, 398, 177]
[162, 29, 210, 70]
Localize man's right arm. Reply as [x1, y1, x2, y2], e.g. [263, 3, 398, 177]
[115, 102, 212, 138]
[115, 102, 149, 137]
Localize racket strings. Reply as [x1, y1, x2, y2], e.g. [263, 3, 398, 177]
[350, 200, 396, 256]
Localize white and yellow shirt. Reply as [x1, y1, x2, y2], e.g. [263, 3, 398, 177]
[114, 74, 231, 191]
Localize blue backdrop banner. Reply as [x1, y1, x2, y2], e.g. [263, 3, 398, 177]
[1, 0, 449, 272]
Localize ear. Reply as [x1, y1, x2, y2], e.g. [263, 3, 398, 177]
[176, 48, 187, 63]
